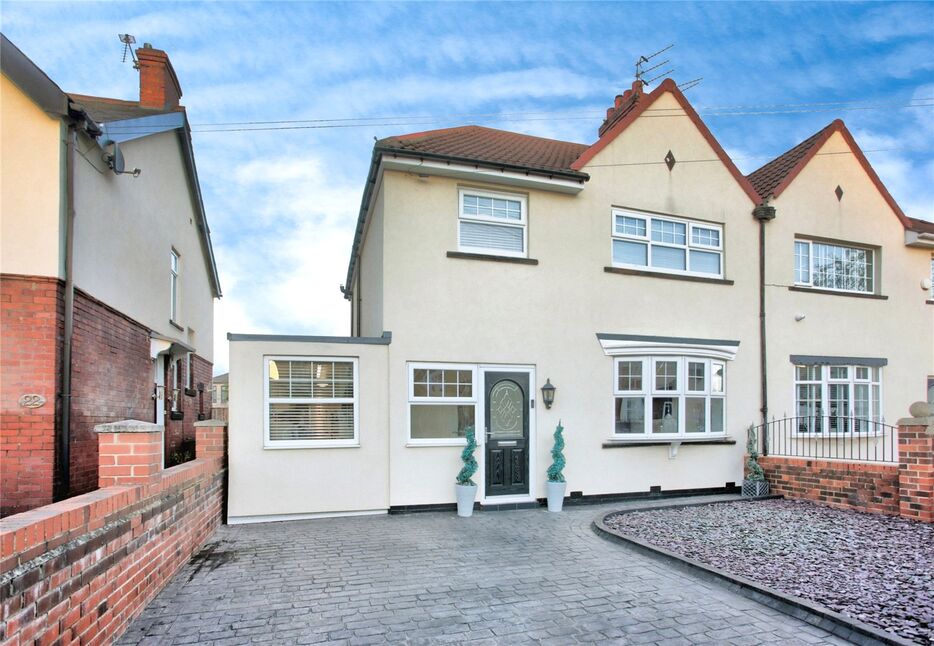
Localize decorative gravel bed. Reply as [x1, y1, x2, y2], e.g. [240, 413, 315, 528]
[604, 499, 934, 644]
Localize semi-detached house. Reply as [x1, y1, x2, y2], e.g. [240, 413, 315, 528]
[0, 35, 220, 515]
[227, 79, 933, 523]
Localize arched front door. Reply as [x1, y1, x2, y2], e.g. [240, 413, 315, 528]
[484, 371, 530, 497]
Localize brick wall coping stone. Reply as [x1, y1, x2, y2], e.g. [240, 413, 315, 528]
[898, 401, 934, 434]
[93, 420, 163, 434]
[193, 419, 228, 427]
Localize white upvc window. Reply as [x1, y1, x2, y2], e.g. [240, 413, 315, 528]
[408, 363, 477, 445]
[458, 188, 527, 258]
[170, 249, 179, 322]
[611, 208, 723, 278]
[794, 239, 875, 294]
[930, 257, 933, 299]
[794, 364, 882, 434]
[264, 357, 359, 448]
[613, 356, 726, 437]
[185, 352, 194, 390]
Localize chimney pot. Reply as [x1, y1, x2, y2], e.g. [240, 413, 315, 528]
[614, 94, 624, 109]
[606, 107, 614, 120]
[136, 46, 182, 109]
[631, 80, 643, 96]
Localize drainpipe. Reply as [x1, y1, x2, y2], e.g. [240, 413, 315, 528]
[752, 202, 776, 454]
[58, 124, 77, 498]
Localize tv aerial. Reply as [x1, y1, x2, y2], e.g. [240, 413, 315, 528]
[635, 44, 675, 87]
[119, 34, 139, 69]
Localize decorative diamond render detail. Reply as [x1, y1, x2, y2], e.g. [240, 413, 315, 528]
[835, 185, 844, 201]
[665, 150, 676, 171]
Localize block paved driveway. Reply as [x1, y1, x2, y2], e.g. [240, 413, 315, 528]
[120, 496, 851, 645]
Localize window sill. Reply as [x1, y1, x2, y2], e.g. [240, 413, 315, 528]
[602, 436, 735, 448]
[788, 286, 888, 300]
[169, 319, 184, 331]
[447, 251, 538, 265]
[184, 388, 198, 397]
[604, 266, 733, 285]
[406, 440, 467, 448]
[264, 443, 360, 450]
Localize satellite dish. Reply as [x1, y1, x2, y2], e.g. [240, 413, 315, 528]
[103, 142, 125, 175]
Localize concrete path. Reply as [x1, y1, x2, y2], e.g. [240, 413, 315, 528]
[119, 496, 852, 645]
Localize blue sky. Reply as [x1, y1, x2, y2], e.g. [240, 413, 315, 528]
[3, 1, 932, 373]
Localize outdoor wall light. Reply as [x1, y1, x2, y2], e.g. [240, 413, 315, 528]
[541, 379, 556, 409]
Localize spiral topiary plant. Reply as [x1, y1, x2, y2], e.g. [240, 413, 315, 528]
[456, 426, 478, 486]
[547, 421, 566, 483]
[745, 425, 765, 482]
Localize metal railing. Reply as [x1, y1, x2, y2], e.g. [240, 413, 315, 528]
[756, 415, 898, 463]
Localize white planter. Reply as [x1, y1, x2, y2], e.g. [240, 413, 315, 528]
[546, 481, 566, 512]
[455, 483, 477, 517]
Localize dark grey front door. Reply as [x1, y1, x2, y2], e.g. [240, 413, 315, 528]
[484, 371, 530, 497]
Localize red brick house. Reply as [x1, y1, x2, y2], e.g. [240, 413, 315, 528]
[0, 35, 221, 515]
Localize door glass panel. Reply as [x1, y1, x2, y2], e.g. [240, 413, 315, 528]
[489, 380, 524, 438]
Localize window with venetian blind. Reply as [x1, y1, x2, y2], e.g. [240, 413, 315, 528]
[458, 188, 527, 257]
[265, 357, 358, 448]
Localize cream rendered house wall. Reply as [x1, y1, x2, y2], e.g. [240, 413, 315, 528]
[377, 90, 761, 506]
[227, 338, 390, 521]
[764, 131, 933, 420]
[0, 74, 64, 278]
[71, 130, 214, 360]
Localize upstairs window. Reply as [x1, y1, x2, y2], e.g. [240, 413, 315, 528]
[265, 357, 358, 448]
[611, 209, 723, 278]
[458, 189, 527, 258]
[170, 250, 179, 322]
[794, 239, 874, 294]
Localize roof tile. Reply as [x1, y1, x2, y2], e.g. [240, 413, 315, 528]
[68, 93, 182, 124]
[377, 125, 589, 177]
[746, 123, 835, 199]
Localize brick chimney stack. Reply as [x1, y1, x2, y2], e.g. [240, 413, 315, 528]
[598, 81, 643, 138]
[137, 44, 182, 109]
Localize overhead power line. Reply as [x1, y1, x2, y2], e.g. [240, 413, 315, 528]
[99, 99, 934, 135]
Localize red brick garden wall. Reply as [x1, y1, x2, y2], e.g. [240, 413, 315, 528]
[758, 455, 900, 515]
[0, 422, 227, 645]
[758, 420, 933, 522]
[0, 275, 63, 516]
[69, 289, 153, 496]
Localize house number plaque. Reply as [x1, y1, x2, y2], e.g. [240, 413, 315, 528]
[19, 394, 46, 409]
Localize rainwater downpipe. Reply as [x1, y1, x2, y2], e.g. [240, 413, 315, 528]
[58, 124, 77, 498]
[752, 201, 776, 455]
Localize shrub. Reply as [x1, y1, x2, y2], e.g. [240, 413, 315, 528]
[456, 426, 478, 486]
[745, 425, 765, 482]
[547, 421, 565, 483]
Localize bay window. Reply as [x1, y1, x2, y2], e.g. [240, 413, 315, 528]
[611, 209, 723, 278]
[458, 189, 527, 257]
[794, 363, 882, 434]
[408, 363, 476, 445]
[614, 356, 726, 436]
[264, 357, 358, 448]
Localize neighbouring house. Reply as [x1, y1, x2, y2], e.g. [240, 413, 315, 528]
[211, 372, 229, 422]
[227, 78, 933, 523]
[0, 35, 221, 516]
